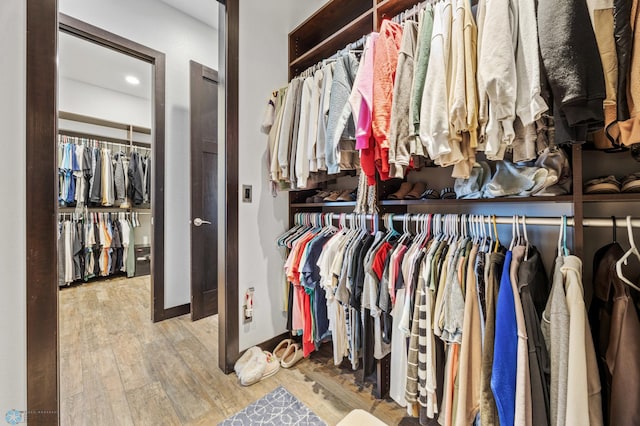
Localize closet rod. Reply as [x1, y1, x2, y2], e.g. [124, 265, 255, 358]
[388, 214, 640, 228]
[316, 213, 640, 228]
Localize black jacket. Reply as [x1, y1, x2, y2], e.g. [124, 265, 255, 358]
[538, 0, 606, 143]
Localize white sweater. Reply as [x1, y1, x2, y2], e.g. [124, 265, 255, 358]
[478, 0, 517, 152]
[307, 70, 323, 173]
[515, 0, 548, 125]
[295, 76, 313, 188]
[419, 0, 454, 161]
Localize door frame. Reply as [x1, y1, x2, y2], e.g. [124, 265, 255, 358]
[190, 60, 220, 321]
[25, 0, 240, 422]
[57, 13, 169, 323]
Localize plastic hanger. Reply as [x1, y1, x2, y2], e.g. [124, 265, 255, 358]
[616, 216, 640, 292]
[612, 216, 617, 243]
[557, 215, 569, 257]
[563, 216, 569, 256]
[523, 215, 530, 261]
[509, 215, 518, 251]
[492, 215, 500, 253]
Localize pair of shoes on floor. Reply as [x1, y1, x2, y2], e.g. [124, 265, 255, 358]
[388, 182, 427, 200]
[584, 173, 640, 194]
[234, 346, 280, 386]
[273, 338, 305, 368]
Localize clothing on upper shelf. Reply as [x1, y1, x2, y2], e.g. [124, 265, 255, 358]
[58, 136, 150, 208]
[265, 0, 640, 192]
[58, 212, 138, 286]
[277, 213, 603, 426]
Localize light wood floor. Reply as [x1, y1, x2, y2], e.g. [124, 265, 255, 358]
[60, 276, 412, 425]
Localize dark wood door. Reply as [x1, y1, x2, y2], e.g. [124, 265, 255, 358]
[190, 60, 219, 320]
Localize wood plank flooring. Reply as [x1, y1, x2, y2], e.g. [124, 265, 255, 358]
[59, 276, 411, 425]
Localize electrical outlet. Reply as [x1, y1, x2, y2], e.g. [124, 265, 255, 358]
[243, 287, 255, 323]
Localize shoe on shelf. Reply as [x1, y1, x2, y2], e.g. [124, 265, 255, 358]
[621, 172, 640, 193]
[584, 175, 621, 194]
[440, 187, 457, 199]
[281, 343, 304, 368]
[311, 191, 331, 203]
[405, 182, 427, 199]
[387, 182, 413, 200]
[323, 191, 342, 202]
[337, 189, 356, 202]
[420, 189, 440, 200]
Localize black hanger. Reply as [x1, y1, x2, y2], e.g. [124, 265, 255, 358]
[612, 216, 617, 243]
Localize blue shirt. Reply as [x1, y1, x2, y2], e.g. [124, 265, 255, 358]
[491, 251, 517, 426]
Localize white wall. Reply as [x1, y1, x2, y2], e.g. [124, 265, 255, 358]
[59, 77, 152, 128]
[0, 0, 26, 415]
[60, 0, 218, 308]
[237, 0, 328, 351]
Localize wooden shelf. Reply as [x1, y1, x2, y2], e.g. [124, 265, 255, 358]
[380, 195, 574, 206]
[59, 129, 151, 148]
[376, 0, 423, 21]
[290, 201, 356, 208]
[583, 193, 640, 202]
[289, 0, 371, 65]
[289, 9, 373, 76]
[59, 111, 151, 134]
[375, 0, 478, 24]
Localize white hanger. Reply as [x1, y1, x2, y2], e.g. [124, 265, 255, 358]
[509, 215, 518, 251]
[616, 216, 640, 292]
[522, 215, 530, 261]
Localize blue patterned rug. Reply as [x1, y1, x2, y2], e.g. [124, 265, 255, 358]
[219, 386, 327, 426]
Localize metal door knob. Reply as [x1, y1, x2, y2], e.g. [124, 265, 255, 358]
[193, 218, 211, 226]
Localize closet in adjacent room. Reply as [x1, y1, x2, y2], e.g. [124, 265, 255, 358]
[263, 0, 640, 424]
[57, 29, 153, 287]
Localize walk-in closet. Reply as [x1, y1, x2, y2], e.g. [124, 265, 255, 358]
[10, 0, 640, 424]
[57, 29, 153, 288]
[257, 0, 640, 424]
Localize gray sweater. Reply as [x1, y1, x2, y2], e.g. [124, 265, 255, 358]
[326, 53, 359, 174]
[389, 20, 418, 179]
[541, 256, 570, 426]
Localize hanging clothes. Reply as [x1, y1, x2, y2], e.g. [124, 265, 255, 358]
[57, 212, 139, 286]
[589, 242, 640, 425]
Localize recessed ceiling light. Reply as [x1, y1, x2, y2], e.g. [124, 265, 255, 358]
[125, 75, 140, 85]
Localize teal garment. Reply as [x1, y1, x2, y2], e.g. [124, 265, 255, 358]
[410, 5, 434, 135]
[126, 220, 136, 278]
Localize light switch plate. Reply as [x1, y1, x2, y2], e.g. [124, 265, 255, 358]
[242, 185, 252, 203]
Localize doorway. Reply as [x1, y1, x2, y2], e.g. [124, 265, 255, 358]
[57, 14, 166, 321]
[25, 1, 240, 422]
[190, 61, 220, 321]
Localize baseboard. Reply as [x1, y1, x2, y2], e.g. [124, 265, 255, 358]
[162, 303, 190, 320]
[257, 331, 291, 352]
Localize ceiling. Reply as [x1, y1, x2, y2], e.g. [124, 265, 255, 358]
[58, 1, 217, 101]
[160, 0, 218, 29]
[59, 31, 153, 100]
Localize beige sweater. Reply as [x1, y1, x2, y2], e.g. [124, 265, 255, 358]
[455, 244, 482, 426]
[619, 0, 640, 146]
